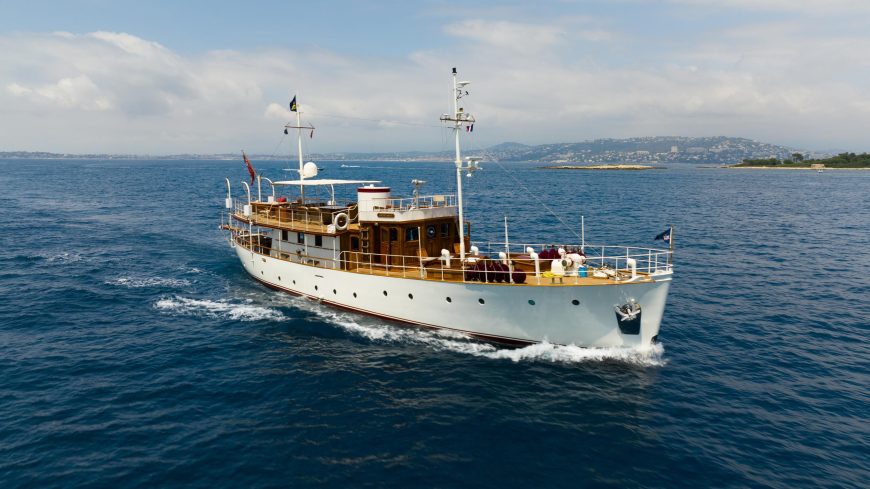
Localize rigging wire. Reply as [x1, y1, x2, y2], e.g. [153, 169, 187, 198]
[468, 137, 582, 241]
[266, 132, 288, 160]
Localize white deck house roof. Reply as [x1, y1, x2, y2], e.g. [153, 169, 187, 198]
[273, 179, 380, 186]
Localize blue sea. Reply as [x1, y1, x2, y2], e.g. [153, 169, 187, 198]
[0, 158, 867, 488]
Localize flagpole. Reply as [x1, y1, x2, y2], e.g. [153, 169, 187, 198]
[504, 215, 513, 283]
[668, 224, 674, 266]
[295, 93, 305, 203]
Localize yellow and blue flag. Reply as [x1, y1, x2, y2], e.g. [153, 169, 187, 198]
[654, 228, 671, 243]
[289, 96, 297, 112]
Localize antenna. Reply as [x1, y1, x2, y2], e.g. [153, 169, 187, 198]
[411, 179, 426, 207]
[465, 157, 482, 178]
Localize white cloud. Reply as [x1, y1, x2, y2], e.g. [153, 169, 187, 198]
[88, 31, 170, 57]
[264, 102, 293, 120]
[444, 20, 566, 55]
[1, 16, 869, 154]
[9, 75, 113, 110]
[0, 31, 447, 153]
[669, 0, 870, 14]
[6, 83, 30, 96]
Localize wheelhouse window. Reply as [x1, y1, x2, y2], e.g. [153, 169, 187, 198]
[297, 232, 305, 244]
[315, 235, 323, 247]
[281, 230, 289, 241]
[440, 222, 450, 237]
[350, 236, 360, 251]
[389, 228, 398, 241]
[406, 227, 419, 241]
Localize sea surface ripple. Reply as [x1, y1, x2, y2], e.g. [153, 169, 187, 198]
[0, 159, 867, 488]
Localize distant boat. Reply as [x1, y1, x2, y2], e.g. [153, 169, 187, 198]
[220, 68, 674, 348]
[341, 164, 361, 168]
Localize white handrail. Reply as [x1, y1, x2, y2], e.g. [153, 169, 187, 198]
[228, 230, 669, 283]
[368, 194, 457, 211]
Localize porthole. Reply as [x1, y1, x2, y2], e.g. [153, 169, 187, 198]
[333, 289, 337, 295]
[293, 280, 296, 285]
[528, 299, 535, 305]
[572, 299, 580, 306]
[408, 293, 414, 299]
[278, 276, 281, 281]
[353, 292, 357, 298]
[314, 285, 318, 291]
[383, 290, 388, 296]
[260, 271, 264, 275]
[446, 297, 452, 303]
[478, 298, 485, 305]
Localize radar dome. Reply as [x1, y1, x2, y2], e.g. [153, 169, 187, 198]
[302, 161, 318, 178]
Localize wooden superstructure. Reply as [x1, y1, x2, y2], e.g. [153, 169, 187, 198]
[223, 188, 667, 287]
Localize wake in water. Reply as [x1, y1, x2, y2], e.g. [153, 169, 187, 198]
[176, 266, 204, 274]
[108, 276, 192, 288]
[480, 341, 665, 365]
[26, 251, 84, 263]
[276, 293, 666, 366]
[154, 295, 286, 321]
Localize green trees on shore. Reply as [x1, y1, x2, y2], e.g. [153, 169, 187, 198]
[735, 152, 870, 168]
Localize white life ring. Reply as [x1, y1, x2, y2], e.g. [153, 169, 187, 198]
[333, 212, 350, 231]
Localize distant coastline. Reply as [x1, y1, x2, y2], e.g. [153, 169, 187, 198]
[541, 164, 663, 170]
[0, 136, 829, 165]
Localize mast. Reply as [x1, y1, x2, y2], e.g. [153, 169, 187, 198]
[440, 67, 476, 264]
[452, 69, 466, 263]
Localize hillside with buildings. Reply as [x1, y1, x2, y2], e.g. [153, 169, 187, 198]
[314, 136, 812, 164]
[478, 137, 812, 165]
[1, 136, 819, 164]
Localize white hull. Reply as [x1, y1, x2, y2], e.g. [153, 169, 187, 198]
[234, 243, 671, 348]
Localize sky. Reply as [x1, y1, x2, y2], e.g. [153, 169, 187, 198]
[1, 0, 869, 154]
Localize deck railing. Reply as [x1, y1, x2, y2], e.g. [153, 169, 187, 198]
[229, 232, 671, 285]
[367, 194, 457, 211]
[231, 201, 358, 233]
[478, 241, 672, 277]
